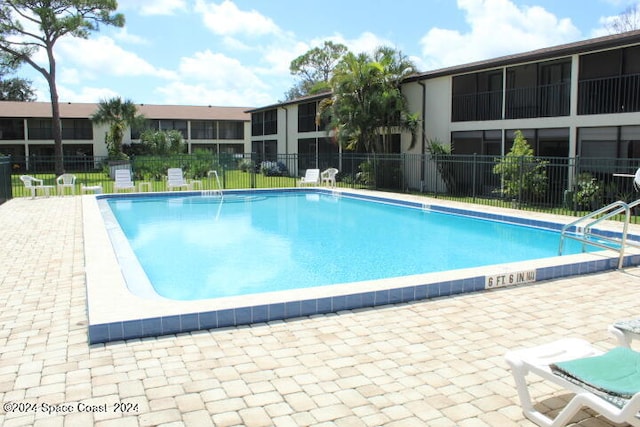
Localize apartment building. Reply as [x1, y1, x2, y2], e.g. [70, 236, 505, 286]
[247, 30, 640, 185]
[403, 29, 640, 163]
[0, 101, 251, 161]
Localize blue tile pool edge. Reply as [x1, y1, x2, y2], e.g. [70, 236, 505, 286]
[87, 189, 640, 344]
[87, 252, 640, 345]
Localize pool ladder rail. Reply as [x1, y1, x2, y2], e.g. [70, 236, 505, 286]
[558, 199, 640, 269]
[202, 170, 224, 200]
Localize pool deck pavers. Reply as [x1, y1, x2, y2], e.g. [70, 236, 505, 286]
[1, 195, 640, 426]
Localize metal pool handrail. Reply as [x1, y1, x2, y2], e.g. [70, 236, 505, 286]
[558, 200, 639, 269]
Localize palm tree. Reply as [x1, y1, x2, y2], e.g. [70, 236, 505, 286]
[319, 47, 419, 154]
[91, 97, 144, 159]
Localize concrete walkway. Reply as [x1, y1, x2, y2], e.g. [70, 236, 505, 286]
[1, 196, 639, 426]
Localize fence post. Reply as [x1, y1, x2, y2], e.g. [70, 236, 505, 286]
[518, 155, 524, 208]
[472, 153, 477, 202]
[0, 156, 12, 204]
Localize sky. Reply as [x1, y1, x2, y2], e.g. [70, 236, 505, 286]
[11, 0, 640, 108]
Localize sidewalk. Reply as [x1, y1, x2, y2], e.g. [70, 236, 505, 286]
[0, 196, 638, 426]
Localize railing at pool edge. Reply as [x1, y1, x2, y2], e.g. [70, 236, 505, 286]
[559, 199, 640, 269]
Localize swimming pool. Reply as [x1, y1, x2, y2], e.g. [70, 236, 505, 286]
[84, 189, 640, 344]
[107, 191, 592, 300]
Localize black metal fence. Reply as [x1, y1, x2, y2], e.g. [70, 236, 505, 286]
[7, 153, 640, 222]
[0, 156, 11, 204]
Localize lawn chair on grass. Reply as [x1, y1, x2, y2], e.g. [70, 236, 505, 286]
[56, 173, 76, 195]
[505, 337, 640, 427]
[167, 168, 189, 191]
[321, 168, 339, 187]
[298, 169, 320, 186]
[20, 175, 55, 198]
[114, 169, 135, 192]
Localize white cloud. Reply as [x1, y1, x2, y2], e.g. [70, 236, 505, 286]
[117, 0, 188, 16]
[57, 86, 121, 103]
[55, 36, 176, 80]
[419, 0, 581, 70]
[114, 28, 149, 45]
[176, 50, 267, 89]
[194, 0, 281, 37]
[313, 32, 395, 57]
[155, 81, 271, 106]
[152, 49, 274, 106]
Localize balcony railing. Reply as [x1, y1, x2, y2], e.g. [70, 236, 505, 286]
[505, 82, 570, 119]
[452, 90, 502, 122]
[452, 82, 570, 122]
[578, 73, 640, 115]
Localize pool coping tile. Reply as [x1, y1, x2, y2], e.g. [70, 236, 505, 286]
[83, 189, 640, 344]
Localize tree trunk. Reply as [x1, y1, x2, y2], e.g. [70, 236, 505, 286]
[46, 45, 64, 175]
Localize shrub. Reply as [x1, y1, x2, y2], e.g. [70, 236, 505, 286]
[574, 172, 603, 209]
[356, 160, 375, 185]
[260, 161, 289, 176]
[238, 159, 256, 172]
[493, 130, 548, 204]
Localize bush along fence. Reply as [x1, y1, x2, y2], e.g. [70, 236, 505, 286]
[5, 152, 640, 222]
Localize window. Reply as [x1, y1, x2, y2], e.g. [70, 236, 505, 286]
[263, 109, 277, 135]
[218, 121, 244, 139]
[149, 119, 188, 138]
[298, 102, 317, 132]
[27, 119, 53, 140]
[506, 59, 570, 118]
[251, 112, 264, 136]
[579, 47, 640, 114]
[61, 119, 93, 140]
[252, 140, 277, 161]
[0, 119, 24, 140]
[191, 120, 216, 139]
[452, 71, 502, 121]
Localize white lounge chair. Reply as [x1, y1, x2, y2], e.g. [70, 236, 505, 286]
[114, 169, 135, 192]
[505, 337, 640, 427]
[56, 173, 76, 195]
[167, 168, 189, 191]
[20, 175, 54, 198]
[298, 169, 320, 186]
[321, 168, 339, 187]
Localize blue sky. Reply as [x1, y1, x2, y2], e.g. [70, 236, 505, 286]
[14, 0, 640, 107]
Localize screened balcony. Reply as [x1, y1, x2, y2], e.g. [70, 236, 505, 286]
[578, 73, 640, 115]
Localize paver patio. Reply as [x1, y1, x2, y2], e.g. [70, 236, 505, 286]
[0, 195, 639, 426]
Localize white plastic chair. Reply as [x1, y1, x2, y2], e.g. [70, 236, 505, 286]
[20, 175, 55, 198]
[298, 169, 320, 186]
[321, 168, 339, 187]
[505, 338, 640, 427]
[114, 169, 135, 192]
[56, 173, 76, 195]
[167, 168, 189, 191]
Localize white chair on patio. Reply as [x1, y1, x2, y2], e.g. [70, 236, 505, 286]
[20, 175, 55, 198]
[298, 169, 320, 186]
[167, 168, 189, 191]
[505, 337, 640, 427]
[114, 169, 135, 192]
[56, 173, 76, 195]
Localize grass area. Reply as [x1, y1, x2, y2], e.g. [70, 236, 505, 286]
[14, 171, 634, 224]
[11, 169, 324, 197]
[420, 193, 639, 223]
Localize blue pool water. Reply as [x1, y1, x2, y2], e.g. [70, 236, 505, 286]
[106, 191, 592, 300]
